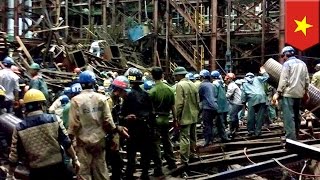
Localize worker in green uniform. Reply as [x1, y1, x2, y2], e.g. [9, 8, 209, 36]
[173, 66, 199, 178]
[148, 67, 177, 176]
[211, 70, 230, 142]
[241, 67, 269, 136]
[311, 63, 320, 89]
[29, 63, 49, 101]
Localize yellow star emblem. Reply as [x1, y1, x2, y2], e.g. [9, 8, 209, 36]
[294, 16, 313, 36]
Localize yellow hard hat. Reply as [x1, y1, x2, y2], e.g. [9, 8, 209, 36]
[23, 89, 46, 104]
[0, 89, 5, 96]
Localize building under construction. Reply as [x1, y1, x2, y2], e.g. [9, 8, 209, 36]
[2, 0, 319, 76]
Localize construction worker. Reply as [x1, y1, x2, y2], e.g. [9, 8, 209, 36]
[107, 76, 131, 180]
[143, 80, 155, 91]
[193, 73, 201, 89]
[68, 70, 129, 180]
[273, 46, 310, 140]
[0, 86, 6, 114]
[173, 66, 199, 177]
[8, 89, 80, 180]
[121, 68, 153, 180]
[11, 65, 25, 118]
[49, 87, 72, 119]
[29, 63, 49, 101]
[242, 67, 269, 137]
[148, 67, 177, 176]
[211, 70, 230, 142]
[0, 57, 20, 113]
[185, 72, 195, 82]
[198, 69, 218, 146]
[311, 63, 320, 89]
[225, 73, 243, 136]
[62, 83, 82, 129]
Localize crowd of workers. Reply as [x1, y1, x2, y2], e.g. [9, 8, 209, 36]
[0, 45, 317, 179]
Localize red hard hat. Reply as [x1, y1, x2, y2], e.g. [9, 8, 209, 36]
[74, 67, 81, 74]
[225, 73, 236, 80]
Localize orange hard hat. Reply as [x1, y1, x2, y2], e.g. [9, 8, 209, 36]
[74, 67, 81, 73]
[11, 65, 21, 74]
[225, 73, 236, 80]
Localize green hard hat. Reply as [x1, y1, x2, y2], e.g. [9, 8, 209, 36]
[30, 63, 40, 70]
[173, 66, 188, 75]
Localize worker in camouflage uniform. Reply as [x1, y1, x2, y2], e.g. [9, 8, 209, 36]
[242, 67, 269, 137]
[29, 63, 49, 101]
[311, 63, 320, 89]
[68, 70, 128, 180]
[8, 89, 80, 180]
[121, 68, 153, 180]
[148, 67, 177, 176]
[211, 70, 230, 142]
[173, 66, 199, 177]
[273, 46, 309, 140]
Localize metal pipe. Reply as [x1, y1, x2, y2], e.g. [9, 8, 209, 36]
[7, 0, 14, 40]
[264, 58, 320, 116]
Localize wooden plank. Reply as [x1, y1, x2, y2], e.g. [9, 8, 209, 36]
[16, 36, 34, 64]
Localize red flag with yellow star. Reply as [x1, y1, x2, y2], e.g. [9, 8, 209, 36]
[285, 0, 319, 51]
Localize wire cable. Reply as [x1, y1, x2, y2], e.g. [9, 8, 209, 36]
[273, 158, 320, 177]
[244, 147, 256, 164]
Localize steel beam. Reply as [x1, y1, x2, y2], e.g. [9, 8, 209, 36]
[285, 139, 320, 161]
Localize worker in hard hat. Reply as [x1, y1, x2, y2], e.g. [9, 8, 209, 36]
[29, 63, 49, 101]
[185, 72, 195, 82]
[242, 67, 269, 137]
[273, 46, 310, 140]
[211, 70, 230, 142]
[10, 65, 26, 118]
[68, 70, 129, 180]
[173, 66, 199, 178]
[62, 83, 82, 129]
[106, 76, 131, 180]
[0, 86, 6, 114]
[148, 67, 177, 176]
[49, 87, 72, 119]
[311, 63, 320, 89]
[122, 67, 154, 179]
[0, 57, 20, 113]
[225, 73, 242, 136]
[8, 89, 80, 180]
[193, 73, 201, 89]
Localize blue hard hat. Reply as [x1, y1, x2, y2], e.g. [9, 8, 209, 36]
[281, 46, 295, 55]
[79, 70, 96, 84]
[185, 73, 195, 80]
[194, 73, 200, 80]
[3, 57, 14, 66]
[144, 80, 155, 91]
[199, 69, 210, 78]
[211, 70, 220, 79]
[71, 83, 82, 94]
[63, 87, 72, 95]
[60, 95, 70, 105]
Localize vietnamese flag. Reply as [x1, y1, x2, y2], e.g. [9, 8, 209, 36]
[285, 0, 319, 51]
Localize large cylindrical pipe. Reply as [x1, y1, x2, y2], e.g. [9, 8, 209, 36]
[264, 58, 320, 116]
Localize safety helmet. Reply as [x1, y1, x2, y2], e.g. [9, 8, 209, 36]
[3, 57, 14, 66]
[23, 89, 46, 104]
[225, 73, 236, 81]
[199, 69, 210, 78]
[11, 65, 20, 74]
[63, 87, 72, 95]
[74, 67, 81, 74]
[97, 86, 105, 93]
[281, 46, 295, 56]
[60, 95, 70, 105]
[0, 86, 5, 96]
[194, 73, 200, 80]
[71, 83, 82, 94]
[30, 63, 41, 70]
[125, 68, 143, 83]
[245, 72, 254, 77]
[144, 80, 155, 91]
[79, 70, 96, 84]
[185, 73, 195, 80]
[315, 63, 320, 71]
[211, 70, 220, 79]
[111, 76, 131, 92]
[173, 67, 188, 76]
